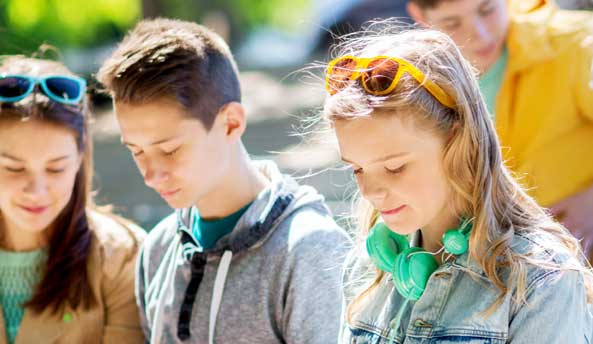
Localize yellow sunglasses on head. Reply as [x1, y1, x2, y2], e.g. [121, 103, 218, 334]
[325, 55, 455, 109]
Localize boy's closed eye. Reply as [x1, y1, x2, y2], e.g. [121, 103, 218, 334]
[130, 149, 144, 157]
[160, 144, 181, 156]
[479, 2, 496, 16]
[3, 165, 24, 173]
[441, 19, 461, 31]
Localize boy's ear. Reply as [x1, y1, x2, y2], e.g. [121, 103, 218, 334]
[219, 102, 246, 140]
[407, 2, 430, 27]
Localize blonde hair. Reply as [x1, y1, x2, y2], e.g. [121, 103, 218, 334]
[321, 24, 593, 323]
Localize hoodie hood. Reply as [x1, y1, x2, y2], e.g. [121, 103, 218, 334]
[176, 160, 331, 257]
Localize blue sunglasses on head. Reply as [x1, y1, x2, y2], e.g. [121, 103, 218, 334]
[0, 74, 87, 105]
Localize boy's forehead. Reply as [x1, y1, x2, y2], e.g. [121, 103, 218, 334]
[423, 0, 493, 16]
[114, 99, 197, 144]
[114, 97, 188, 122]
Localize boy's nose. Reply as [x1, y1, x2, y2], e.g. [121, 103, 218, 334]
[142, 162, 170, 190]
[472, 18, 493, 43]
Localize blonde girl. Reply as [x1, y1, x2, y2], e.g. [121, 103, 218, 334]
[322, 26, 593, 343]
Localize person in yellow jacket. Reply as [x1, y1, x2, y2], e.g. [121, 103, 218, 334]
[0, 56, 146, 343]
[407, 0, 593, 258]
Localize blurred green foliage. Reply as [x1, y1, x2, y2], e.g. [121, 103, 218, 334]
[129, 0, 312, 46]
[0, 0, 311, 54]
[199, 0, 310, 31]
[0, 0, 140, 54]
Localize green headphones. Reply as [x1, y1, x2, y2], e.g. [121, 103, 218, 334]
[366, 218, 472, 301]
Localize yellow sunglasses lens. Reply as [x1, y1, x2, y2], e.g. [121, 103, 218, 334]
[361, 58, 400, 95]
[327, 57, 358, 95]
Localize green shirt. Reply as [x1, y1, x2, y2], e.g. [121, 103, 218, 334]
[192, 202, 253, 249]
[479, 46, 508, 118]
[0, 247, 47, 344]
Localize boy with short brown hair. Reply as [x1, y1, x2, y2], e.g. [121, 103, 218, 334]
[98, 18, 351, 344]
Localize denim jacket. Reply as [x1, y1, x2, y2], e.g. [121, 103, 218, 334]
[340, 231, 593, 343]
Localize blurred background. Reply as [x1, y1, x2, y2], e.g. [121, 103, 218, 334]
[1, 0, 591, 230]
[0, 0, 413, 230]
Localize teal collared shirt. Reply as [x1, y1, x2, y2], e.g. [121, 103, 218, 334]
[479, 47, 508, 118]
[191, 202, 253, 249]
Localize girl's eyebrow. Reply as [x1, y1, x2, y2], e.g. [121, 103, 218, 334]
[0, 152, 71, 163]
[341, 152, 409, 164]
[47, 155, 72, 163]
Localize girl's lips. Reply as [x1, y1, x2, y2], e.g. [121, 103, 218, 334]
[381, 205, 406, 216]
[20, 205, 48, 214]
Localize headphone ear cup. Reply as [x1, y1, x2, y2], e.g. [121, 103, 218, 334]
[442, 229, 469, 255]
[366, 222, 410, 273]
[392, 247, 438, 301]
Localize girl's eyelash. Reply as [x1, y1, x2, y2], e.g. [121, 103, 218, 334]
[3, 167, 65, 173]
[47, 168, 65, 174]
[349, 164, 405, 175]
[385, 165, 405, 174]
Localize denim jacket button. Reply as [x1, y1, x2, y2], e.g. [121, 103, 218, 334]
[433, 271, 451, 279]
[413, 319, 433, 328]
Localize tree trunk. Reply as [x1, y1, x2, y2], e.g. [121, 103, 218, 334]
[142, 0, 162, 18]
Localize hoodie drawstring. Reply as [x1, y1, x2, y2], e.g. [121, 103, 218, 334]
[177, 253, 207, 340]
[209, 250, 233, 344]
[152, 238, 185, 343]
[175, 193, 293, 341]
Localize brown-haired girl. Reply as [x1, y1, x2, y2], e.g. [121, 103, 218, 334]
[0, 56, 145, 344]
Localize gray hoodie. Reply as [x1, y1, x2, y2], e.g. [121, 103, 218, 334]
[136, 161, 352, 343]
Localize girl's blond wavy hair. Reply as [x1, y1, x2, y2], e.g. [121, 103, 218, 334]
[321, 24, 593, 323]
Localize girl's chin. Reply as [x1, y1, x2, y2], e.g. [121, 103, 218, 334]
[380, 219, 417, 236]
